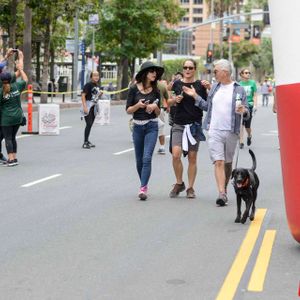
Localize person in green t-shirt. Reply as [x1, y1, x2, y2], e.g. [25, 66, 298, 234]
[239, 68, 257, 149]
[0, 50, 28, 166]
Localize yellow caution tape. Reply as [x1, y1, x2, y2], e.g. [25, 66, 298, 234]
[21, 87, 129, 96]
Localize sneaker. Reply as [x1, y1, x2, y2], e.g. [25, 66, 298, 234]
[14, 159, 19, 165]
[186, 187, 196, 199]
[138, 186, 148, 201]
[169, 182, 186, 198]
[247, 136, 252, 146]
[82, 142, 91, 149]
[5, 160, 16, 167]
[216, 193, 228, 207]
[87, 141, 96, 148]
[0, 153, 7, 165]
[157, 147, 166, 155]
[239, 143, 244, 149]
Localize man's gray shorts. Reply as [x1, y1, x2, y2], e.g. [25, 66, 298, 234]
[207, 129, 238, 163]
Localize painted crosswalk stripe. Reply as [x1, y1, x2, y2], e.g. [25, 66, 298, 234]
[248, 230, 277, 291]
[21, 174, 62, 188]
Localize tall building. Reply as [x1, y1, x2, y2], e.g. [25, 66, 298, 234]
[165, 0, 209, 56]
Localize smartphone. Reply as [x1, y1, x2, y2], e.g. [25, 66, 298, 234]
[141, 99, 150, 104]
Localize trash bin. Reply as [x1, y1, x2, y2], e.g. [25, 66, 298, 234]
[58, 76, 68, 102]
[58, 76, 68, 92]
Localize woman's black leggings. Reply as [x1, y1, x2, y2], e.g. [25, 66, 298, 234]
[2, 125, 20, 154]
[84, 105, 96, 142]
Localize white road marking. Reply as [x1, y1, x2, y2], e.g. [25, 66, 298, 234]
[114, 148, 134, 155]
[16, 135, 31, 139]
[261, 133, 278, 136]
[59, 126, 72, 130]
[21, 174, 62, 188]
[113, 135, 170, 156]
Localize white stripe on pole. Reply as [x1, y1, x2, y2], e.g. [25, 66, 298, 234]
[269, 0, 300, 86]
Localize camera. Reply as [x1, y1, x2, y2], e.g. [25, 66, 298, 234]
[12, 49, 18, 53]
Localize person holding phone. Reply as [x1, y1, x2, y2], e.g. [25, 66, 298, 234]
[126, 61, 163, 200]
[0, 49, 28, 166]
[168, 59, 209, 199]
[81, 71, 102, 149]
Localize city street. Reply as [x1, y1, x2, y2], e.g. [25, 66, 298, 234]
[0, 98, 299, 300]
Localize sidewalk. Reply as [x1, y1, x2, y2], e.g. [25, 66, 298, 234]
[21, 94, 126, 112]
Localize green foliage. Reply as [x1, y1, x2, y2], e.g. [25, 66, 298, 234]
[162, 59, 205, 81]
[252, 38, 273, 78]
[91, 0, 184, 62]
[213, 40, 259, 68]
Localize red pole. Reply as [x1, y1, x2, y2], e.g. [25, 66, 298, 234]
[269, 1, 300, 243]
[27, 84, 33, 133]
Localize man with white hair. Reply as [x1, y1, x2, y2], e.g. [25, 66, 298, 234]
[182, 59, 249, 206]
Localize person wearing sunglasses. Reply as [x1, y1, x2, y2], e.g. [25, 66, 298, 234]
[239, 68, 257, 149]
[126, 61, 163, 201]
[168, 59, 209, 199]
[182, 59, 249, 207]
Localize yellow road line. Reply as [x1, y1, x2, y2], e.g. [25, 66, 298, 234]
[248, 230, 276, 291]
[216, 208, 267, 300]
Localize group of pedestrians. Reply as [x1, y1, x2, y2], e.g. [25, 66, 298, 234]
[127, 58, 249, 204]
[0, 48, 28, 167]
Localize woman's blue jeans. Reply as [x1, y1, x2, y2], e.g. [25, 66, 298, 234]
[132, 121, 158, 188]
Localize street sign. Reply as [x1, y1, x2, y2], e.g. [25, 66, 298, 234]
[251, 9, 263, 21]
[88, 14, 99, 25]
[66, 39, 75, 53]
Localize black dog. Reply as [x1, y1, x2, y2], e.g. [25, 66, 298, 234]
[231, 149, 260, 224]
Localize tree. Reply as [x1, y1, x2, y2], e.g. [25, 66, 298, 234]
[251, 38, 273, 81]
[93, 0, 184, 99]
[28, 0, 99, 103]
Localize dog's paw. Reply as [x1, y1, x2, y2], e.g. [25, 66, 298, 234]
[241, 216, 248, 224]
[235, 217, 241, 223]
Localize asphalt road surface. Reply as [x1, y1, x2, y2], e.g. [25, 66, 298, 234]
[0, 97, 299, 300]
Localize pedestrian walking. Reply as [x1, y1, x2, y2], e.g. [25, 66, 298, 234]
[81, 71, 102, 149]
[261, 79, 270, 107]
[168, 59, 209, 199]
[239, 68, 257, 149]
[157, 79, 169, 154]
[167, 72, 183, 127]
[182, 59, 249, 206]
[0, 50, 28, 167]
[126, 61, 163, 200]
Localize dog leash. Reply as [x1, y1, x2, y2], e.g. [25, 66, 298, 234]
[234, 112, 244, 169]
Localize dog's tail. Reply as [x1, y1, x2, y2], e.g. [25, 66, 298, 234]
[249, 149, 257, 171]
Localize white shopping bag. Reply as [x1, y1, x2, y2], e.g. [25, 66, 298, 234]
[95, 100, 110, 125]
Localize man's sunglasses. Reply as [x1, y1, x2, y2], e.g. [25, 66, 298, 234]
[243, 71, 251, 74]
[183, 66, 194, 70]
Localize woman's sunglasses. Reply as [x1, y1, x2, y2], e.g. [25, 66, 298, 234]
[183, 66, 195, 70]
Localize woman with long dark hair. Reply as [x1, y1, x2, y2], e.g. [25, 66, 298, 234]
[81, 71, 102, 149]
[0, 50, 28, 166]
[126, 61, 163, 200]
